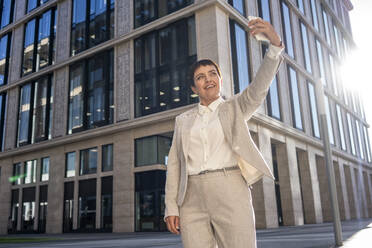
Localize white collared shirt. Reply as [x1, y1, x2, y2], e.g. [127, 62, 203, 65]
[187, 96, 238, 175]
[187, 45, 283, 175]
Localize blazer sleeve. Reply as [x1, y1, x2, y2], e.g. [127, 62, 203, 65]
[236, 53, 283, 120]
[164, 116, 181, 221]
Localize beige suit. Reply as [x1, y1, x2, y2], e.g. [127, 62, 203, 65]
[165, 54, 283, 221]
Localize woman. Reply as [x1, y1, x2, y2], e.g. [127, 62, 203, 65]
[164, 17, 284, 248]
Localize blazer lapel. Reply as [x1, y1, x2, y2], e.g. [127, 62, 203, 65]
[181, 108, 198, 163]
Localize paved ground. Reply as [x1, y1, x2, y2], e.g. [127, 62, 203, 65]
[0, 219, 371, 248]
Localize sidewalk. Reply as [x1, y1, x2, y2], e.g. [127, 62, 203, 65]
[0, 218, 371, 247]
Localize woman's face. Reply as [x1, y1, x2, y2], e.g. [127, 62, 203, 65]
[191, 64, 222, 106]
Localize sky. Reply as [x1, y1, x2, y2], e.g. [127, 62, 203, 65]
[344, 0, 372, 146]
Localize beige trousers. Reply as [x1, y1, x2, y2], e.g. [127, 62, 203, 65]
[179, 168, 256, 248]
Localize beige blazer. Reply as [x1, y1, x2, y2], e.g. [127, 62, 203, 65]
[164, 54, 283, 219]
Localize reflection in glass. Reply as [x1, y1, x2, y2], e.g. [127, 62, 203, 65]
[308, 82, 320, 138]
[135, 135, 172, 166]
[80, 147, 98, 175]
[324, 96, 334, 144]
[18, 84, 32, 146]
[23, 20, 36, 75]
[281, 1, 294, 58]
[288, 67, 303, 130]
[310, 0, 319, 31]
[9, 189, 19, 233]
[347, 113, 356, 155]
[300, 22, 312, 73]
[68, 62, 84, 134]
[40, 157, 49, 181]
[22, 187, 36, 232]
[65, 152, 76, 177]
[0, 34, 11, 85]
[1, 0, 14, 28]
[38, 185, 48, 233]
[336, 105, 346, 150]
[78, 179, 96, 231]
[101, 176, 113, 230]
[24, 160, 37, 184]
[102, 144, 113, 172]
[12, 163, 22, 185]
[63, 182, 74, 232]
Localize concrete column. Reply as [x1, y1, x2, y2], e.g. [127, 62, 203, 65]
[73, 153, 79, 230]
[52, 67, 69, 138]
[195, 5, 233, 98]
[46, 146, 66, 233]
[315, 155, 332, 222]
[113, 130, 134, 232]
[116, 42, 131, 122]
[350, 167, 361, 219]
[333, 161, 346, 220]
[14, 0, 26, 21]
[363, 171, 372, 217]
[256, 126, 278, 228]
[96, 177, 102, 229]
[0, 159, 13, 234]
[357, 168, 368, 218]
[276, 137, 304, 226]
[33, 185, 40, 231]
[343, 164, 357, 219]
[4, 88, 19, 150]
[9, 25, 24, 84]
[306, 148, 323, 223]
[17, 187, 22, 231]
[116, 0, 132, 37]
[338, 160, 351, 220]
[56, 0, 72, 63]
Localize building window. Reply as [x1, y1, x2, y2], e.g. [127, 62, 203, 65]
[135, 17, 197, 117]
[78, 179, 96, 231]
[71, 0, 115, 56]
[17, 75, 53, 147]
[135, 134, 172, 167]
[363, 126, 371, 163]
[63, 182, 74, 232]
[22, 8, 57, 76]
[315, 40, 326, 85]
[336, 104, 346, 151]
[333, 25, 341, 57]
[0, 93, 6, 151]
[102, 144, 113, 172]
[328, 54, 338, 95]
[9, 189, 19, 233]
[287, 66, 303, 130]
[40, 157, 49, 181]
[230, 20, 251, 94]
[307, 81, 320, 138]
[346, 113, 356, 155]
[0, 33, 11, 85]
[101, 176, 113, 230]
[309, 0, 319, 31]
[1, 0, 14, 28]
[228, 0, 245, 16]
[324, 95, 334, 145]
[280, 0, 294, 58]
[22, 187, 35, 232]
[27, 0, 50, 13]
[38, 185, 48, 233]
[65, 152, 76, 177]
[257, 0, 271, 22]
[321, 6, 331, 46]
[68, 49, 114, 134]
[12, 162, 22, 185]
[24, 160, 37, 184]
[296, 0, 305, 14]
[135, 170, 166, 231]
[134, 0, 193, 28]
[300, 22, 312, 73]
[356, 120, 364, 160]
[80, 147, 98, 175]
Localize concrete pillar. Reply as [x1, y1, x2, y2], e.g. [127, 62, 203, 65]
[338, 161, 351, 220]
[276, 137, 304, 226]
[344, 164, 357, 219]
[113, 130, 134, 232]
[52, 67, 69, 138]
[0, 159, 13, 234]
[333, 161, 346, 220]
[4, 88, 19, 150]
[33, 185, 40, 231]
[315, 155, 332, 222]
[306, 148, 323, 223]
[363, 171, 372, 217]
[9, 25, 24, 84]
[14, 0, 26, 21]
[46, 146, 66, 233]
[96, 177, 102, 229]
[73, 153, 79, 230]
[350, 167, 361, 219]
[116, 0, 132, 37]
[195, 5, 233, 98]
[56, 0, 72, 63]
[357, 168, 368, 218]
[116, 41, 131, 122]
[256, 126, 278, 228]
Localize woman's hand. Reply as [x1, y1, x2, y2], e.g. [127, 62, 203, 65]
[165, 216, 180, 234]
[248, 18, 282, 47]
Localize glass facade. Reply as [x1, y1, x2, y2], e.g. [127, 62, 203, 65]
[230, 20, 250, 94]
[101, 176, 113, 230]
[40, 157, 49, 181]
[9, 189, 19, 233]
[0, 33, 11, 85]
[1, 0, 14, 28]
[22, 187, 35, 232]
[38, 185, 48, 233]
[307, 82, 320, 138]
[355, 120, 364, 160]
[68, 49, 114, 134]
[347, 113, 356, 155]
[22, 8, 57, 76]
[324, 95, 334, 145]
[65, 152, 76, 177]
[134, 0, 193, 28]
[17, 75, 53, 147]
[27, 0, 50, 13]
[300, 22, 312, 73]
[336, 104, 346, 151]
[71, 0, 115, 55]
[297, 0, 305, 14]
[280, 0, 294, 58]
[63, 182, 74, 232]
[135, 135, 172, 166]
[288, 66, 302, 130]
[78, 179, 96, 231]
[333, 25, 341, 57]
[24, 160, 37, 184]
[80, 147, 98, 175]
[321, 6, 331, 46]
[315, 40, 326, 85]
[12, 162, 22, 185]
[134, 17, 197, 117]
[310, 0, 319, 31]
[328, 55, 338, 95]
[228, 0, 245, 16]
[102, 144, 113, 172]
[363, 126, 371, 162]
[135, 170, 166, 231]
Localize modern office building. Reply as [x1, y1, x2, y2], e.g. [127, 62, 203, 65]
[0, 0, 370, 234]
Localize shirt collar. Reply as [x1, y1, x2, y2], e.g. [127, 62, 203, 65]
[198, 96, 224, 115]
